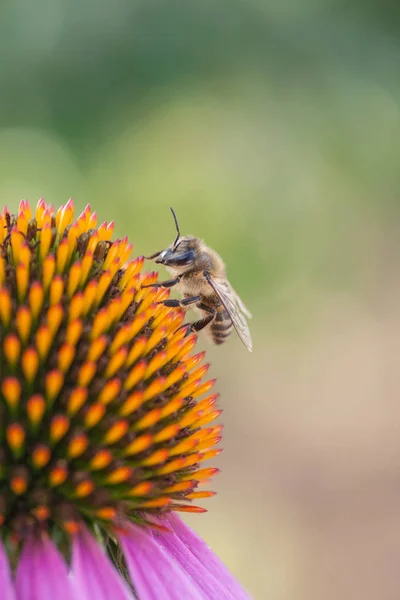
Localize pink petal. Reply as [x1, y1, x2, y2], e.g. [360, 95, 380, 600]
[15, 535, 74, 600]
[153, 524, 236, 599]
[163, 514, 251, 600]
[0, 541, 15, 600]
[119, 522, 206, 600]
[71, 528, 133, 600]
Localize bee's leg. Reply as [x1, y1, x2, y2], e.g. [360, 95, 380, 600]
[177, 303, 217, 335]
[159, 295, 201, 308]
[141, 275, 182, 290]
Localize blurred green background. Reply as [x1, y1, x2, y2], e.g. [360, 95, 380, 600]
[1, 1, 400, 598]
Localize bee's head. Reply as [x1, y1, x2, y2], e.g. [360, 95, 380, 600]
[155, 236, 197, 269]
[151, 207, 198, 271]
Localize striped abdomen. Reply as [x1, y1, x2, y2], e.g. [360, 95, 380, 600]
[210, 307, 233, 345]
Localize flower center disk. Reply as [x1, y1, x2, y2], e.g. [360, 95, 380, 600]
[0, 199, 221, 550]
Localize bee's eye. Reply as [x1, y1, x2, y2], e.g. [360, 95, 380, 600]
[172, 249, 195, 266]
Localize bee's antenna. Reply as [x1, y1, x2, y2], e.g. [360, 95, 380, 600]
[170, 207, 180, 249]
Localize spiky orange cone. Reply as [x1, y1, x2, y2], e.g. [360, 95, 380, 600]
[0, 200, 250, 600]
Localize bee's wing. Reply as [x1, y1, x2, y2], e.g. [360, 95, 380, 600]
[205, 273, 253, 352]
[227, 282, 252, 319]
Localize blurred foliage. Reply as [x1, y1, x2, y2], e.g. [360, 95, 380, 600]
[0, 0, 399, 323]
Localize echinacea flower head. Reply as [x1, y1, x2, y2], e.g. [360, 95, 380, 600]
[0, 200, 250, 599]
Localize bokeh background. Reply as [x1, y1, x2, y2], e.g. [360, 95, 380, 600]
[1, 1, 400, 598]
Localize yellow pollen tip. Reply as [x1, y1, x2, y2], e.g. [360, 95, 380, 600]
[63, 521, 81, 535]
[80, 253, 94, 287]
[39, 224, 53, 261]
[135, 408, 162, 431]
[102, 420, 129, 445]
[185, 351, 206, 371]
[1, 377, 21, 410]
[127, 482, 153, 497]
[21, 347, 39, 383]
[182, 467, 220, 482]
[68, 434, 89, 459]
[172, 505, 207, 514]
[169, 437, 199, 457]
[74, 480, 95, 498]
[67, 263, 83, 299]
[126, 313, 152, 348]
[10, 477, 28, 495]
[105, 466, 133, 485]
[68, 291, 84, 322]
[32, 445, 51, 468]
[26, 394, 46, 427]
[56, 198, 74, 236]
[163, 481, 196, 494]
[174, 333, 198, 360]
[45, 370, 64, 404]
[16, 262, 29, 302]
[47, 304, 64, 336]
[98, 379, 122, 406]
[144, 326, 167, 354]
[10, 228, 25, 263]
[105, 347, 128, 378]
[67, 387, 88, 416]
[0, 256, 5, 287]
[125, 336, 147, 368]
[144, 350, 169, 380]
[95, 507, 117, 521]
[192, 378, 217, 398]
[141, 376, 167, 403]
[58, 343, 76, 373]
[6, 423, 25, 454]
[42, 253, 56, 292]
[94, 271, 113, 307]
[35, 325, 53, 360]
[16, 306, 32, 344]
[124, 360, 147, 391]
[50, 275, 64, 305]
[50, 415, 70, 443]
[3, 334, 21, 368]
[152, 423, 180, 444]
[87, 335, 108, 362]
[157, 457, 187, 476]
[159, 396, 184, 420]
[140, 448, 169, 467]
[0, 288, 11, 325]
[90, 449, 113, 471]
[122, 434, 152, 457]
[65, 319, 83, 346]
[139, 498, 171, 509]
[119, 391, 144, 417]
[195, 409, 222, 428]
[84, 403, 106, 428]
[77, 361, 96, 387]
[49, 465, 68, 486]
[33, 506, 50, 521]
[163, 364, 187, 390]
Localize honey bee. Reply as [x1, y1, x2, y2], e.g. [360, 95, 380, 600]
[143, 208, 252, 351]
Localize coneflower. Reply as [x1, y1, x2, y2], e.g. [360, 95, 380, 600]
[0, 200, 250, 599]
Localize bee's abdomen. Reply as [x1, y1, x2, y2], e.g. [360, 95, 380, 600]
[210, 308, 233, 345]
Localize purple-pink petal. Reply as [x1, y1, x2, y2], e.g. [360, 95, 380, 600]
[163, 514, 251, 600]
[0, 541, 15, 600]
[153, 522, 238, 599]
[71, 527, 133, 600]
[15, 535, 74, 600]
[119, 522, 206, 600]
